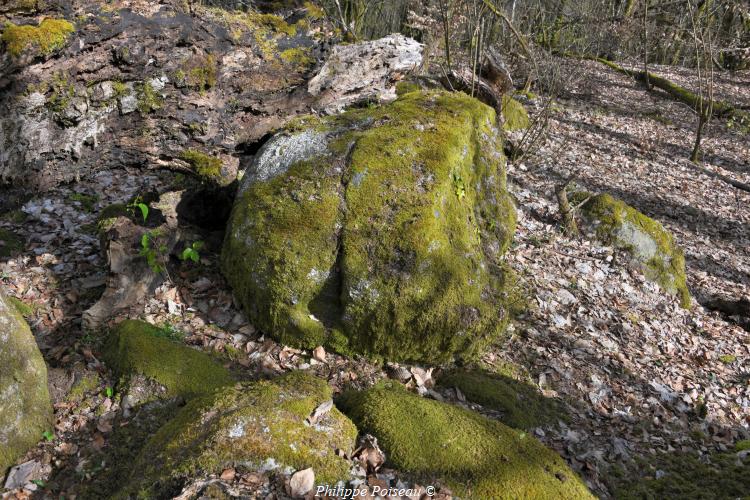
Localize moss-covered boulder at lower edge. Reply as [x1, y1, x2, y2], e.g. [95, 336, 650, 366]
[573, 192, 690, 308]
[105, 319, 234, 401]
[222, 90, 517, 364]
[0, 289, 53, 475]
[338, 381, 593, 499]
[117, 372, 357, 498]
[437, 368, 567, 429]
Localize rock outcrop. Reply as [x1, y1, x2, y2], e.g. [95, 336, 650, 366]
[0, 3, 424, 190]
[0, 289, 52, 476]
[338, 381, 594, 499]
[222, 89, 517, 363]
[573, 192, 690, 308]
[307, 34, 423, 113]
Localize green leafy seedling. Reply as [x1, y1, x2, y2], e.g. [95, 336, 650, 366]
[105, 386, 114, 398]
[179, 240, 204, 263]
[42, 430, 54, 441]
[133, 202, 149, 222]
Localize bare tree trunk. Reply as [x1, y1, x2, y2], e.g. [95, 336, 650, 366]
[690, 111, 707, 162]
[643, 0, 651, 89]
[556, 176, 578, 236]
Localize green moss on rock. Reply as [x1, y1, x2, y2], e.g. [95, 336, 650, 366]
[67, 371, 101, 403]
[338, 382, 593, 499]
[222, 90, 517, 364]
[0, 290, 53, 475]
[573, 192, 690, 308]
[181, 54, 218, 93]
[501, 95, 530, 131]
[1, 18, 74, 58]
[7, 296, 35, 318]
[137, 80, 162, 114]
[437, 368, 567, 429]
[104, 320, 233, 400]
[118, 372, 356, 498]
[180, 149, 223, 179]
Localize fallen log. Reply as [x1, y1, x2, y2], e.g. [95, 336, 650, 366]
[595, 58, 750, 126]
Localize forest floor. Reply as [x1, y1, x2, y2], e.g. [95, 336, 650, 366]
[1, 59, 748, 498]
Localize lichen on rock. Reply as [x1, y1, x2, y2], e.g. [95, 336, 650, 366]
[0, 288, 53, 475]
[118, 371, 356, 498]
[222, 90, 517, 363]
[104, 319, 234, 402]
[338, 381, 593, 499]
[572, 192, 690, 308]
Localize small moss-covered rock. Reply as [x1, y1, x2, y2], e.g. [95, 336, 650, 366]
[613, 450, 750, 499]
[573, 192, 690, 308]
[437, 368, 567, 429]
[0, 289, 53, 475]
[1, 18, 74, 58]
[105, 320, 233, 400]
[119, 372, 356, 498]
[222, 90, 517, 363]
[339, 382, 593, 499]
[501, 95, 530, 131]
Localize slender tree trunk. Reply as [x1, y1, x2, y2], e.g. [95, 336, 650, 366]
[691, 110, 706, 162]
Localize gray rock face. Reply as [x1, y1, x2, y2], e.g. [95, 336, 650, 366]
[0, 289, 52, 475]
[240, 130, 329, 193]
[308, 34, 423, 113]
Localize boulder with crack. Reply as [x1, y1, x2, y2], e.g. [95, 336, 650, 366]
[222, 90, 517, 364]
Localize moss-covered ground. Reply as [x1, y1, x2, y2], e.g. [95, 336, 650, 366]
[338, 381, 593, 499]
[502, 95, 530, 131]
[611, 450, 750, 499]
[437, 368, 568, 429]
[0, 228, 24, 258]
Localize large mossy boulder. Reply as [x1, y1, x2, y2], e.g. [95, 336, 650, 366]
[573, 193, 690, 308]
[338, 382, 593, 499]
[0, 290, 52, 475]
[105, 319, 234, 401]
[118, 372, 357, 498]
[222, 90, 517, 363]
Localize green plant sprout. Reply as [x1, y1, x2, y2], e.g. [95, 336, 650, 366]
[179, 241, 204, 263]
[42, 430, 54, 441]
[128, 198, 149, 222]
